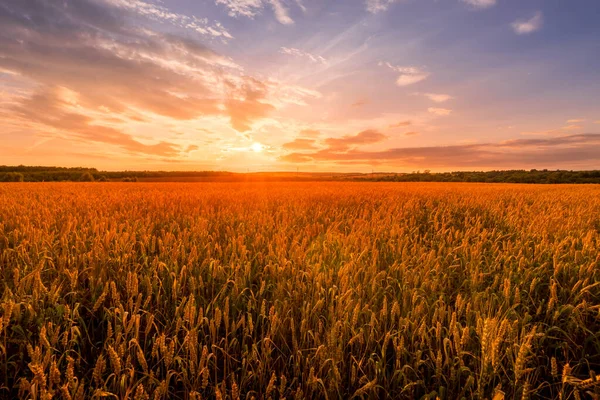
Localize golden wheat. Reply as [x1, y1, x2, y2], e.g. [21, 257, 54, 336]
[0, 182, 598, 399]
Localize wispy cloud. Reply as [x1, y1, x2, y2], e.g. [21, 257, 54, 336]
[215, 0, 264, 18]
[107, 0, 233, 40]
[567, 119, 585, 123]
[404, 131, 419, 136]
[0, 0, 321, 160]
[323, 129, 387, 151]
[269, 0, 294, 24]
[512, 11, 543, 35]
[428, 107, 452, 116]
[215, 0, 294, 24]
[562, 125, 583, 131]
[423, 93, 453, 103]
[280, 134, 600, 168]
[365, 0, 398, 14]
[282, 138, 318, 150]
[461, 0, 496, 10]
[11, 87, 182, 157]
[389, 121, 412, 128]
[379, 62, 429, 86]
[351, 99, 368, 107]
[299, 129, 321, 138]
[280, 47, 327, 64]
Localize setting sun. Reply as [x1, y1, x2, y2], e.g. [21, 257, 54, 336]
[251, 143, 265, 153]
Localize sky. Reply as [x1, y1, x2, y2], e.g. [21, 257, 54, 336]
[1, 0, 599, 172]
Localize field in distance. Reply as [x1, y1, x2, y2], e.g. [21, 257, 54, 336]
[0, 182, 599, 399]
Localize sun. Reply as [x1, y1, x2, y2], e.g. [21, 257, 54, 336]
[251, 142, 264, 153]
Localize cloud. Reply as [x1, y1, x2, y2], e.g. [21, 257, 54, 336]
[0, 0, 317, 151]
[365, 0, 398, 13]
[424, 93, 453, 103]
[215, 0, 293, 24]
[389, 121, 412, 128]
[352, 99, 368, 107]
[567, 119, 585, 123]
[428, 107, 452, 116]
[512, 12, 543, 35]
[10, 87, 181, 156]
[280, 153, 314, 163]
[282, 138, 318, 150]
[461, 0, 496, 9]
[225, 79, 276, 131]
[380, 62, 429, 86]
[0, 0, 231, 119]
[108, 0, 233, 40]
[596, 121, 600, 124]
[396, 74, 429, 86]
[269, 0, 294, 24]
[215, 0, 264, 18]
[280, 47, 327, 64]
[299, 129, 321, 138]
[185, 144, 200, 153]
[323, 129, 388, 151]
[404, 131, 419, 136]
[279, 133, 600, 168]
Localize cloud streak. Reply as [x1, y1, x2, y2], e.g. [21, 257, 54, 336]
[389, 121, 412, 128]
[423, 93, 453, 103]
[380, 62, 429, 86]
[280, 134, 600, 168]
[215, 0, 294, 24]
[10, 87, 181, 156]
[512, 12, 543, 35]
[365, 0, 398, 14]
[323, 129, 388, 151]
[0, 0, 321, 159]
[107, 0, 233, 40]
[280, 47, 327, 64]
[461, 0, 496, 10]
[282, 138, 318, 150]
[428, 108, 452, 116]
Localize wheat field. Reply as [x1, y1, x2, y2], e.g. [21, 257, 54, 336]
[0, 182, 599, 399]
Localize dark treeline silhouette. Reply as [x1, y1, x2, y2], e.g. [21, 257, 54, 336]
[361, 169, 600, 184]
[2, 165, 600, 183]
[0, 166, 235, 182]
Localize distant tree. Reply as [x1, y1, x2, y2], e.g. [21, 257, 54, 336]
[0, 172, 24, 182]
[80, 172, 94, 182]
[97, 175, 109, 182]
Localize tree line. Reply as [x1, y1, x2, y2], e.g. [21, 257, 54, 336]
[2, 166, 600, 183]
[362, 169, 600, 184]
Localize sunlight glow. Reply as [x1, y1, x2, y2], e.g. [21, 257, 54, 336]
[251, 143, 264, 153]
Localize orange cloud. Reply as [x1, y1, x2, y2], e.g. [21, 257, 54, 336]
[424, 93, 453, 103]
[389, 121, 412, 128]
[282, 138, 318, 150]
[428, 108, 452, 116]
[279, 134, 600, 168]
[0, 0, 281, 140]
[299, 129, 322, 138]
[9, 87, 181, 157]
[323, 129, 388, 151]
[225, 79, 276, 132]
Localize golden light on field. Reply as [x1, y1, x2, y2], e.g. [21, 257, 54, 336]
[1, 182, 599, 399]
